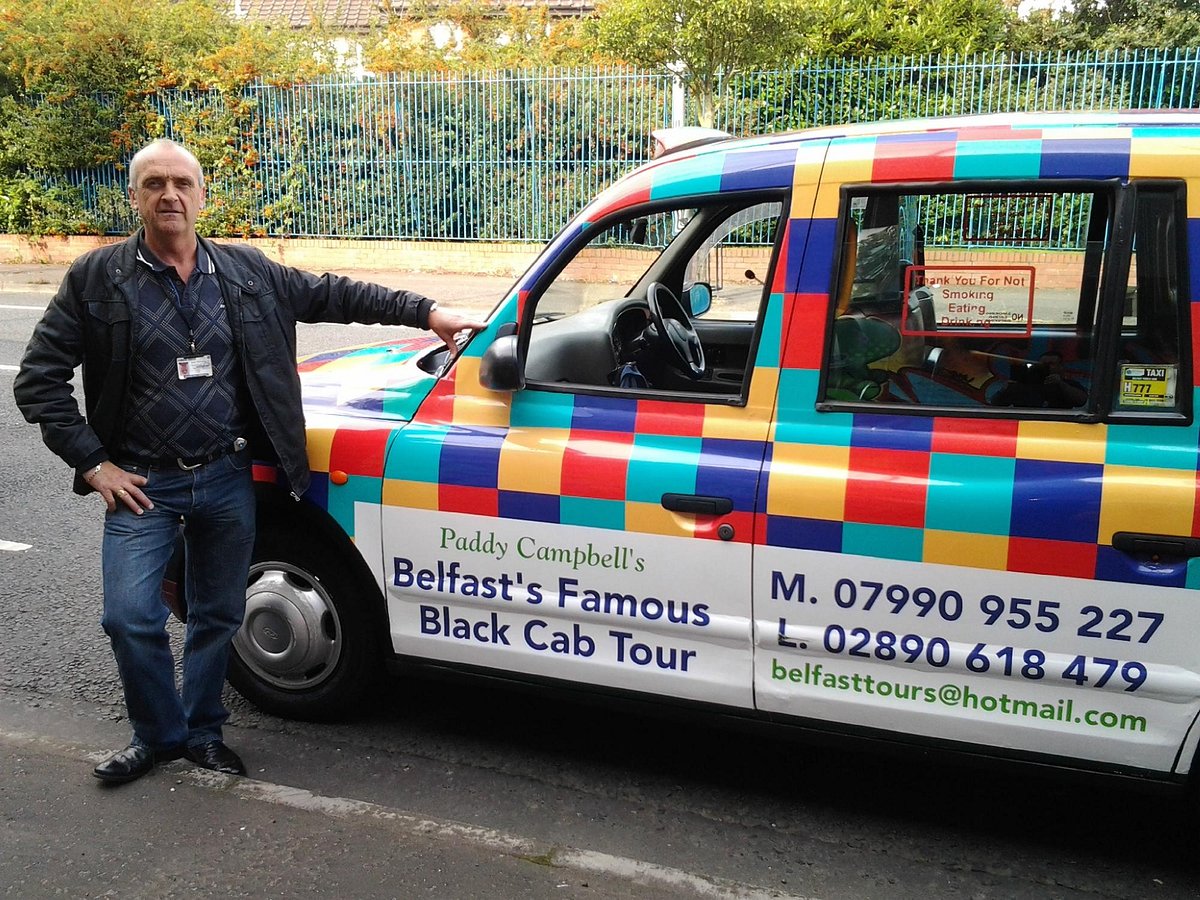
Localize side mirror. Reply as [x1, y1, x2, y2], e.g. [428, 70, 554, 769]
[687, 282, 712, 317]
[479, 327, 525, 392]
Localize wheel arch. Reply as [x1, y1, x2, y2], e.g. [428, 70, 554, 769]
[163, 480, 389, 636]
[252, 481, 390, 637]
[225, 481, 391, 719]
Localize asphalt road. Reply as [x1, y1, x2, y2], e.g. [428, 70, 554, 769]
[3, 276, 1200, 899]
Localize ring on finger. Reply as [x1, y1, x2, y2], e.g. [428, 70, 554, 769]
[116, 488, 127, 497]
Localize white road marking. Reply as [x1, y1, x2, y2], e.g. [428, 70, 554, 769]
[0, 304, 48, 311]
[0, 540, 32, 552]
[184, 772, 810, 899]
[4, 727, 809, 900]
[0, 365, 18, 373]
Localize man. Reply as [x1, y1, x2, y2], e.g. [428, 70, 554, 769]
[991, 350, 1088, 409]
[14, 139, 485, 784]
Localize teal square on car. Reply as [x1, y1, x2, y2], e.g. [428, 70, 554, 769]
[511, 391, 576, 429]
[953, 140, 1042, 179]
[926, 453, 1016, 535]
[327, 474, 383, 535]
[842, 522, 924, 561]
[649, 154, 724, 200]
[560, 496, 625, 530]
[774, 370, 854, 446]
[627, 435, 701, 503]
[385, 424, 450, 482]
[754, 293, 785, 368]
[382, 384, 433, 420]
[1187, 558, 1200, 590]
[1106, 420, 1200, 470]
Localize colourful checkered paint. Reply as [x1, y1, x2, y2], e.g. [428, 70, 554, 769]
[284, 112, 1200, 593]
[239, 111, 1200, 776]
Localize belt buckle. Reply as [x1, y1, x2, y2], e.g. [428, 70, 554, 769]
[177, 457, 204, 471]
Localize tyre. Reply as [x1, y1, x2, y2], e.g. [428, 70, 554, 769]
[227, 526, 383, 720]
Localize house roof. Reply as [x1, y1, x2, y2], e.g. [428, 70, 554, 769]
[235, 0, 386, 31]
[389, 0, 595, 17]
[235, 0, 594, 30]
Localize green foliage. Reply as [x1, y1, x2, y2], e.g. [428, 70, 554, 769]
[1006, 0, 1200, 50]
[367, 0, 596, 72]
[2, 0, 1199, 240]
[0, 175, 103, 235]
[1070, 0, 1200, 48]
[0, 0, 335, 235]
[795, 0, 1013, 57]
[1005, 9, 1085, 53]
[591, 0, 810, 125]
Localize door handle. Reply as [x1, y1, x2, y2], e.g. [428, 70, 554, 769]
[661, 493, 733, 516]
[1112, 531, 1200, 559]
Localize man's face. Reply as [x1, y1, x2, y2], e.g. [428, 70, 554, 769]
[128, 145, 205, 242]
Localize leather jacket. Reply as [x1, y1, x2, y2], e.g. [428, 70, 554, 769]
[14, 232, 435, 497]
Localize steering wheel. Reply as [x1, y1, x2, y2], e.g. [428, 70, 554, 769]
[646, 282, 705, 380]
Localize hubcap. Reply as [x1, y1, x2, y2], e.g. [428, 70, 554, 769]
[233, 561, 342, 691]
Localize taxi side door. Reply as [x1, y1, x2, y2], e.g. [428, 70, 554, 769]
[753, 130, 1200, 775]
[379, 144, 827, 708]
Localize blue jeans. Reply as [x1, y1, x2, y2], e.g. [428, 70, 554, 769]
[101, 451, 255, 752]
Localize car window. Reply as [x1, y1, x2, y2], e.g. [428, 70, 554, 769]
[523, 199, 785, 399]
[683, 202, 780, 321]
[823, 187, 1110, 411]
[535, 212, 684, 320]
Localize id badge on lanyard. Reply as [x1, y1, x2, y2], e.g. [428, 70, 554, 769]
[177, 354, 213, 379]
[163, 274, 213, 380]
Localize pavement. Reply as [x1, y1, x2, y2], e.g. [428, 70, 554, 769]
[0, 262, 516, 318]
[0, 694, 754, 900]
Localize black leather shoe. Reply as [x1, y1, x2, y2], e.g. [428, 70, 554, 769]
[93, 743, 187, 784]
[93, 744, 154, 783]
[185, 740, 246, 776]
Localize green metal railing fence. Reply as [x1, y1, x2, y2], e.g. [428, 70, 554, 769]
[714, 49, 1200, 133]
[243, 68, 674, 240]
[63, 48, 1200, 242]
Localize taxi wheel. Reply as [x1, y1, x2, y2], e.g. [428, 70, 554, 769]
[228, 528, 382, 720]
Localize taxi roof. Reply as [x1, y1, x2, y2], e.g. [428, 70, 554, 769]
[680, 109, 1200, 156]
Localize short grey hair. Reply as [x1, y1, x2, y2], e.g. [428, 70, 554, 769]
[128, 139, 205, 191]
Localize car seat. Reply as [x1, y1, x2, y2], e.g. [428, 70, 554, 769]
[827, 315, 902, 401]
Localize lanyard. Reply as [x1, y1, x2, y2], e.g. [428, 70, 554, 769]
[159, 273, 199, 353]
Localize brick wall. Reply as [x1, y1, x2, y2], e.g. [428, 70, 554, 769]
[1, 235, 1094, 291]
[925, 248, 1089, 291]
[0, 235, 540, 277]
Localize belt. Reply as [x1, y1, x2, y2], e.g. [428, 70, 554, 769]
[123, 440, 247, 471]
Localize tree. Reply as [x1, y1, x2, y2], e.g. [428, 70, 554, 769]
[795, 0, 1013, 58]
[590, 0, 811, 127]
[0, 0, 334, 234]
[367, 0, 595, 72]
[1068, 0, 1200, 47]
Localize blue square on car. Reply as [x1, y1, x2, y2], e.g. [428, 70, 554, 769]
[1009, 459, 1103, 543]
[438, 426, 505, 488]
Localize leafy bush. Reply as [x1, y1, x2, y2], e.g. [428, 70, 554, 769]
[0, 0, 333, 235]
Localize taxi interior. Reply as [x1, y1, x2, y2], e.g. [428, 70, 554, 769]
[821, 183, 1187, 419]
[515, 198, 784, 401]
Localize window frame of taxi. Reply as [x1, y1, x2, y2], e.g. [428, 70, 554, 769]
[817, 179, 1192, 425]
[513, 190, 790, 406]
